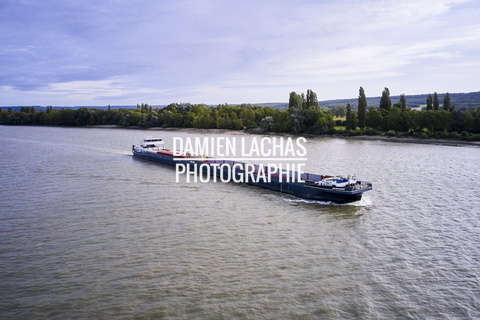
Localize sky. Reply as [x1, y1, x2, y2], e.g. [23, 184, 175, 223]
[1, 0, 480, 106]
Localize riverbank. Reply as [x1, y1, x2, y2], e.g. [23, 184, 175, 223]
[73, 125, 480, 147]
[345, 135, 480, 147]
[126, 126, 480, 147]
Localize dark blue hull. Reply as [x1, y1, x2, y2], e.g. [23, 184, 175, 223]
[133, 150, 371, 204]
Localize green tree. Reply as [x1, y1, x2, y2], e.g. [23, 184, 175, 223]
[462, 111, 474, 132]
[288, 92, 303, 109]
[474, 108, 480, 133]
[332, 105, 346, 117]
[310, 111, 334, 134]
[346, 103, 354, 130]
[239, 108, 256, 128]
[382, 106, 403, 131]
[399, 94, 407, 109]
[426, 94, 433, 111]
[260, 116, 273, 132]
[402, 108, 418, 131]
[419, 111, 435, 131]
[379, 87, 392, 111]
[272, 110, 289, 132]
[433, 110, 453, 131]
[229, 112, 243, 130]
[306, 89, 318, 108]
[366, 108, 383, 130]
[352, 111, 358, 130]
[288, 106, 306, 133]
[358, 86, 367, 129]
[305, 107, 321, 128]
[433, 92, 440, 110]
[443, 92, 453, 111]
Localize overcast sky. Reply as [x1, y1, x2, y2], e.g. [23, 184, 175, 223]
[1, 0, 479, 106]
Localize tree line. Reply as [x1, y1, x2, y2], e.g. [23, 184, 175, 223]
[0, 98, 335, 135]
[1, 87, 480, 140]
[342, 87, 480, 140]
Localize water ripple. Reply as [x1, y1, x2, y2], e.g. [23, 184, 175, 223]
[0, 126, 479, 319]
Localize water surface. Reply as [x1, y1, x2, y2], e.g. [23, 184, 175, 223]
[0, 126, 479, 319]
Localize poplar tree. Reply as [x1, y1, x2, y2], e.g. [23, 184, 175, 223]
[433, 92, 440, 110]
[346, 103, 353, 130]
[301, 93, 306, 108]
[399, 94, 407, 108]
[426, 94, 433, 111]
[379, 87, 392, 111]
[443, 92, 452, 111]
[358, 87, 367, 129]
[306, 89, 319, 108]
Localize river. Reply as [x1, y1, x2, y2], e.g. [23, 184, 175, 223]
[0, 126, 478, 319]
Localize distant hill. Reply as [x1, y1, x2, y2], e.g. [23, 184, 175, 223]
[1, 105, 167, 111]
[318, 91, 480, 110]
[3, 91, 480, 111]
[255, 102, 289, 109]
[258, 91, 480, 110]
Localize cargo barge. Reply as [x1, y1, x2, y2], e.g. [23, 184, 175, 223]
[132, 137, 372, 203]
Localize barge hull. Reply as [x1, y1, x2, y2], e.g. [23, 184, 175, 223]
[133, 150, 371, 204]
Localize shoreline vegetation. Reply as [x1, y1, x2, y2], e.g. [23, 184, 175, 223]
[20, 124, 480, 148]
[140, 126, 480, 147]
[2, 88, 480, 147]
[144, 126, 480, 147]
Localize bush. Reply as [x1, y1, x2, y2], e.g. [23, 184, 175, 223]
[449, 132, 461, 139]
[437, 131, 450, 139]
[419, 132, 429, 139]
[468, 134, 480, 141]
[345, 129, 356, 136]
[364, 128, 379, 136]
[386, 130, 396, 137]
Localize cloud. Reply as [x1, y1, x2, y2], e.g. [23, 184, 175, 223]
[1, 0, 479, 105]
